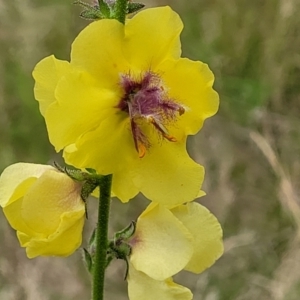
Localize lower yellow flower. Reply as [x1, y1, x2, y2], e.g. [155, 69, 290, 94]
[0, 163, 85, 258]
[127, 202, 223, 299]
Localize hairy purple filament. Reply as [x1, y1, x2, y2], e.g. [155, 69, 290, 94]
[116, 71, 185, 157]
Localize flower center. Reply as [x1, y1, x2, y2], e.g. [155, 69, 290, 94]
[117, 71, 185, 158]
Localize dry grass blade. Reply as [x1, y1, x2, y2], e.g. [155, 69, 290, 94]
[250, 131, 300, 300]
[250, 131, 300, 230]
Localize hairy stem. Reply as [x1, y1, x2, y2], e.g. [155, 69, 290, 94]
[92, 174, 113, 300]
[114, 0, 128, 24]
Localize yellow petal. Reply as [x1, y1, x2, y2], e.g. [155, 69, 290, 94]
[71, 18, 128, 87]
[3, 197, 37, 238]
[132, 140, 205, 206]
[171, 202, 224, 274]
[157, 58, 219, 135]
[18, 211, 84, 258]
[197, 190, 206, 198]
[124, 6, 182, 71]
[64, 113, 136, 175]
[128, 264, 193, 300]
[0, 163, 53, 207]
[19, 169, 84, 235]
[130, 204, 193, 280]
[33, 55, 71, 115]
[45, 69, 120, 151]
[112, 167, 139, 203]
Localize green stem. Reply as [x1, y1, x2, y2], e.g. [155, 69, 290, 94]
[113, 0, 128, 24]
[92, 174, 113, 300]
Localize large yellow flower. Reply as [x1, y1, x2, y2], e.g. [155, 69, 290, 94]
[127, 202, 223, 299]
[33, 6, 219, 205]
[0, 163, 85, 258]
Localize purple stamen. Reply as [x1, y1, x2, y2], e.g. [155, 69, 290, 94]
[116, 71, 185, 156]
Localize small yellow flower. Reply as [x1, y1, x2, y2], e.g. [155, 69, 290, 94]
[127, 202, 224, 299]
[0, 163, 85, 258]
[33, 6, 219, 205]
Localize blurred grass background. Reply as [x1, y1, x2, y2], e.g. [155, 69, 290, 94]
[1, 0, 300, 299]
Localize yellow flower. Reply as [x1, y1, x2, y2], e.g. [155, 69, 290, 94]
[0, 163, 85, 258]
[33, 6, 219, 205]
[127, 202, 223, 299]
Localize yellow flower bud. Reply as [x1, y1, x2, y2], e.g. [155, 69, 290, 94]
[0, 163, 85, 258]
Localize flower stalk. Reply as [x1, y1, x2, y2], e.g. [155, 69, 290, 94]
[92, 174, 113, 300]
[113, 0, 128, 23]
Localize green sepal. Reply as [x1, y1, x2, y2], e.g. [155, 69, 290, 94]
[54, 162, 89, 181]
[73, 0, 94, 9]
[53, 162, 103, 197]
[85, 168, 97, 174]
[117, 242, 132, 258]
[104, 221, 137, 279]
[98, 0, 111, 17]
[53, 161, 65, 173]
[80, 9, 103, 20]
[83, 248, 94, 273]
[107, 240, 131, 279]
[114, 221, 136, 241]
[81, 180, 100, 219]
[127, 2, 145, 14]
[53, 162, 105, 219]
[81, 180, 99, 201]
[74, 0, 146, 23]
[89, 228, 97, 247]
[105, 255, 114, 268]
[123, 256, 130, 280]
[74, 0, 113, 20]
[65, 168, 89, 181]
[74, 0, 107, 20]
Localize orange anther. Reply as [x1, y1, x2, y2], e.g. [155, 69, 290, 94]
[138, 143, 146, 158]
[163, 134, 177, 142]
[178, 107, 185, 115]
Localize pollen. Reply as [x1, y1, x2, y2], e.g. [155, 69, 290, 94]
[117, 71, 185, 157]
